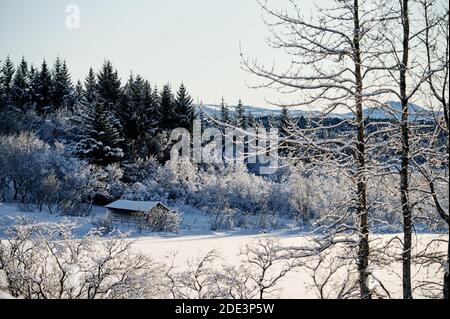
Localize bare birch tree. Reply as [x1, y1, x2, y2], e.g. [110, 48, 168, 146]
[240, 0, 396, 299]
[414, 0, 449, 299]
[376, 0, 447, 299]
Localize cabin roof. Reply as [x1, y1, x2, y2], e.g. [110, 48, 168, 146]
[105, 200, 169, 212]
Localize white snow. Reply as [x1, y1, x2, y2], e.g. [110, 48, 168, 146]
[0, 202, 446, 299]
[130, 232, 447, 299]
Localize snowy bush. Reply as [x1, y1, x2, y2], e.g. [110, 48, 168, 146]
[0, 133, 92, 215]
[0, 219, 164, 299]
[122, 156, 160, 184]
[161, 238, 298, 299]
[86, 163, 126, 202]
[138, 206, 181, 232]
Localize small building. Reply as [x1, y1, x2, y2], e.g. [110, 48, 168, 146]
[105, 200, 170, 216]
[104, 200, 176, 232]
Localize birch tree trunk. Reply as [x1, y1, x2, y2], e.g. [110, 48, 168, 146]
[399, 0, 413, 299]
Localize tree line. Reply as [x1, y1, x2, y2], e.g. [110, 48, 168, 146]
[0, 56, 195, 164]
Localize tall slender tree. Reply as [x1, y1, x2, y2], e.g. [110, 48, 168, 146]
[35, 59, 53, 115]
[28, 65, 39, 109]
[51, 57, 74, 110]
[0, 56, 15, 109]
[11, 57, 30, 112]
[159, 83, 176, 130]
[278, 106, 294, 137]
[96, 60, 121, 109]
[220, 97, 230, 124]
[175, 83, 195, 131]
[242, 0, 396, 298]
[84, 67, 97, 104]
[235, 99, 246, 129]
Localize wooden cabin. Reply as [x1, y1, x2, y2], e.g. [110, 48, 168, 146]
[105, 200, 170, 216]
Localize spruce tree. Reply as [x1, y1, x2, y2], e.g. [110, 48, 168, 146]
[140, 81, 159, 135]
[11, 57, 30, 112]
[175, 83, 195, 131]
[0, 56, 15, 109]
[220, 97, 229, 124]
[35, 59, 53, 115]
[74, 100, 124, 165]
[75, 80, 84, 103]
[279, 106, 294, 137]
[96, 60, 121, 109]
[247, 112, 258, 129]
[234, 99, 246, 129]
[159, 83, 176, 130]
[28, 65, 39, 109]
[84, 67, 97, 103]
[142, 81, 159, 130]
[151, 85, 161, 123]
[119, 75, 161, 159]
[52, 57, 74, 110]
[136, 77, 159, 137]
[119, 74, 141, 147]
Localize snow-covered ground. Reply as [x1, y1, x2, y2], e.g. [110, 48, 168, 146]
[0, 202, 446, 299]
[0, 202, 295, 238]
[131, 232, 446, 299]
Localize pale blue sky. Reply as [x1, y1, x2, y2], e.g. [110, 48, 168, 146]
[0, 0, 313, 107]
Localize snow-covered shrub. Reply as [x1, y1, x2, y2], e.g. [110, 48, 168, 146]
[159, 160, 199, 201]
[91, 215, 115, 234]
[0, 133, 92, 215]
[123, 160, 200, 203]
[122, 156, 160, 183]
[0, 219, 164, 299]
[196, 166, 280, 229]
[287, 172, 317, 225]
[138, 206, 181, 232]
[206, 185, 236, 230]
[162, 239, 298, 299]
[85, 163, 126, 203]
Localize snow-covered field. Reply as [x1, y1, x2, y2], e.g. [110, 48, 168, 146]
[0, 202, 446, 299]
[131, 232, 446, 299]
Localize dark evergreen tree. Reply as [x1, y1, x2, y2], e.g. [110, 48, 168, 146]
[119, 75, 162, 159]
[298, 115, 307, 129]
[151, 84, 161, 122]
[75, 80, 84, 103]
[234, 99, 246, 129]
[74, 100, 124, 165]
[197, 102, 208, 129]
[28, 65, 39, 109]
[175, 83, 195, 131]
[0, 56, 15, 110]
[140, 80, 160, 135]
[35, 59, 53, 115]
[96, 60, 121, 109]
[139, 79, 160, 133]
[159, 83, 176, 130]
[220, 97, 229, 124]
[119, 73, 141, 151]
[51, 57, 74, 110]
[84, 67, 97, 103]
[142, 81, 159, 127]
[11, 57, 30, 112]
[278, 106, 294, 137]
[247, 112, 258, 129]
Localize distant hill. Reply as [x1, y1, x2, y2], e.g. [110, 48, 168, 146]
[197, 101, 439, 121]
[197, 104, 322, 118]
[340, 101, 438, 121]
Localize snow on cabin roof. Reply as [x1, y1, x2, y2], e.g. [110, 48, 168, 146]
[105, 200, 168, 212]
